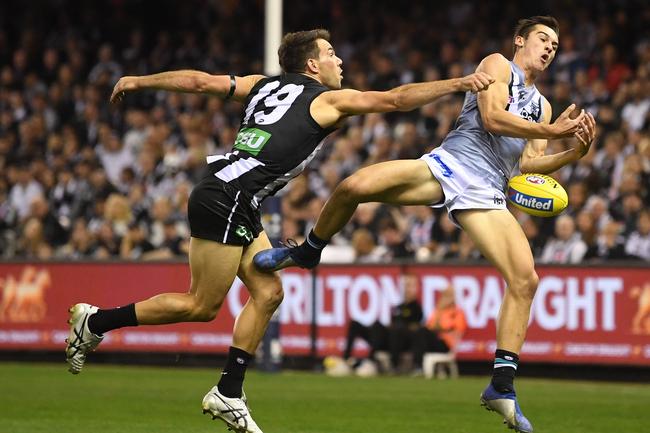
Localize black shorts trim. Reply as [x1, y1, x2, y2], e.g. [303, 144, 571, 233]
[188, 176, 263, 246]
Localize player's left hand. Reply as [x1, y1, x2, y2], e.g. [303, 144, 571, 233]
[572, 111, 596, 159]
[110, 77, 138, 104]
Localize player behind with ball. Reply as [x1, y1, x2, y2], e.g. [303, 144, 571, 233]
[255, 16, 596, 432]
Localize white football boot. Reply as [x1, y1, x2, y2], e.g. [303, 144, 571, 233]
[65, 303, 104, 374]
[202, 386, 263, 433]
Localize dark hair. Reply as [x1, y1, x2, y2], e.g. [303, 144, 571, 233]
[513, 16, 559, 54]
[278, 29, 331, 73]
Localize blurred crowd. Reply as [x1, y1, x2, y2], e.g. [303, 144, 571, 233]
[0, 0, 648, 263]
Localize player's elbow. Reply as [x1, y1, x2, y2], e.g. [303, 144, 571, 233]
[389, 91, 411, 112]
[192, 75, 212, 93]
[190, 72, 223, 94]
[480, 112, 500, 134]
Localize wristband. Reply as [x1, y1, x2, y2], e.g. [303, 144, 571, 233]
[225, 74, 236, 100]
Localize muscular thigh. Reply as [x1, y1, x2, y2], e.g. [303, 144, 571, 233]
[454, 209, 535, 283]
[237, 232, 283, 300]
[349, 160, 443, 206]
[189, 237, 243, 307]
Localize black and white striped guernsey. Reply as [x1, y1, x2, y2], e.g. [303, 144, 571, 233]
[206, 73, 337, 209]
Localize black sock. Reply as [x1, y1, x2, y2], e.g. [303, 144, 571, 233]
[218, 346, 253, 398]
[491, 349, 519, 393]
[295, 230, 329, 260]
[87, 304, 138, 335]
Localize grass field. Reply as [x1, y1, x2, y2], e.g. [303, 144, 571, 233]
[1, 362, 648, 433]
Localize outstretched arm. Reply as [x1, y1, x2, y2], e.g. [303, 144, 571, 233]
[311, 72, 494, 128]
[520, 101, 597, 174]
[476, 53, 585, 140]
[110, 71, 266, 103]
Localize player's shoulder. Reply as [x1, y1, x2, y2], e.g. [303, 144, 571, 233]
[314, 88, 359, 105]
[478, 53, 511, 80]
[321, 88, 359, 98]
[480, 53, 511, 70]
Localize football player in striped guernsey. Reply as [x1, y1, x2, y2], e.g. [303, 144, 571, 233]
[65, 29, 493, 433]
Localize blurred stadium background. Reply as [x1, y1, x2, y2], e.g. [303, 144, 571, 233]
[0, 0, 649, 432]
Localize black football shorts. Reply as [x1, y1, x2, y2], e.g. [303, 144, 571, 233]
[188, 176, 263, 246]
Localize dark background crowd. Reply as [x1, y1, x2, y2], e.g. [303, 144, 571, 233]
[0, 0, 648, 263]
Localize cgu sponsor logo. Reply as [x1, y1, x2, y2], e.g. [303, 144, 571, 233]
[226, 273, 624, 332]
[508, 188, 553, 211]
[0, 267, 51, 323]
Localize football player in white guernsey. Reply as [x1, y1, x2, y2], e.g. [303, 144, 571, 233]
[64, 29, 494, 433]
[255, 16, 596, 433]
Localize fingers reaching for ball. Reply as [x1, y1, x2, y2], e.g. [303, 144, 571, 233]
[574, 112, 597, 157]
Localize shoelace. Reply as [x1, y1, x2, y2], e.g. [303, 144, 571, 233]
[279, 239, 299, 249]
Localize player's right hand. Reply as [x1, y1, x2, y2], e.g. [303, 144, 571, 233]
[459, 72, 494, 93]
[110, 77, 137, 104]
[550, 104, 587, 138]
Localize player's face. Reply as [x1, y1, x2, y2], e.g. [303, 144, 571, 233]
[516, 25, 559, 72]
[315, 39, 343, 89]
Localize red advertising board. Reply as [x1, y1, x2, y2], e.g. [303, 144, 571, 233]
[0, 262, 649, 366]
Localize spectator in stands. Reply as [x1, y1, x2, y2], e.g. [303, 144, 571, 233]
[9, 163, 43, 221]
[104, 193, 132, 238]
[148, 218, 189, 259]
[97, 127, 134, 187]
[565, 181, 588, 216]
[377, 216, 411, 260]
[88, 44, 122, 86]
[585, 196, 613, 231]
[119, 221, 154, 260]
[148, 196, 173, 248]
[596, 221, 629, 260]
[411, 286, 467, 375]
[625, 210, 650, 261]
[540, 215, 587, 264]
[56, 218, 97, 259]
[576, 210, 599, 259]
[348, 228, 386, 263]
[281, 174, 319, 237]
[406, 206, 436, 261]
[17, 218, 52, 259]
[29, 194, 68, 247]
[94, 221, 120, 258]
[621, 79, 650, 132]
[429, 211, 460, 261]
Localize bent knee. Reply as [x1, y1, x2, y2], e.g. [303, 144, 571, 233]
[189, 299, 223, 322]
[507, 270, 539, 301]
[254, 280, 284, 311]
[264, 286, 284, 311]
[337, 174, 373, 200]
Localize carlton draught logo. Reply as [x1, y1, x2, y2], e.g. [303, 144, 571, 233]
[508, 189, 554, 212]
[0, 267, 50, 323]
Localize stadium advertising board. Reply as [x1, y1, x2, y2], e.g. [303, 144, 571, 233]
[0, 263, 648, 366]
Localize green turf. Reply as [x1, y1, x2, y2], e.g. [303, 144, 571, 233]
[1, 362, 647, 433]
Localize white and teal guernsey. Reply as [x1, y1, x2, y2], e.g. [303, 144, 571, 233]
[206, 73, 336, 209]
[439, 61, 545, 191]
